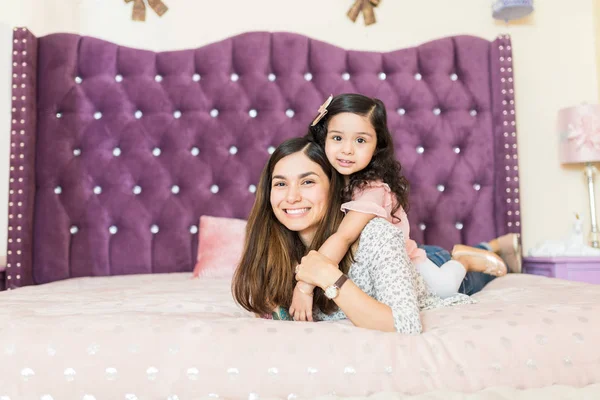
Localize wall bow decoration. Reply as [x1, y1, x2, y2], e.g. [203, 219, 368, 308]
[124, 0, 168, 22]
[347, 0, 381, 26]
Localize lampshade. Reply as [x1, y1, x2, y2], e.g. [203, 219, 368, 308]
[492, 0, 534, 21]
[558, 104, 600, 164]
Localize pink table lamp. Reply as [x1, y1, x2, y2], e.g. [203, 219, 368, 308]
[558, 103, 600, 247]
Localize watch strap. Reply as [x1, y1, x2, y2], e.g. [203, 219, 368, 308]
[334, 273, 349, 290]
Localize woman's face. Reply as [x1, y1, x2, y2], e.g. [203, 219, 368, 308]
[270, 152, 331, 244]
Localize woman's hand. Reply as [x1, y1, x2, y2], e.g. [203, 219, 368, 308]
[295, 250, 341, 289]
[289, 283, 314, 321]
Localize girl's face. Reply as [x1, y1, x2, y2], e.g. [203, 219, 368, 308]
[270, 152, 331, 245]
[325, 112, 377, 178]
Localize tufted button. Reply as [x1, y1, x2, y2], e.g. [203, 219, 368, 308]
[455, 222, 464, 230]
[135, 110, 143, 119]
[70, 226, 78, 234]
[414, 73, 422, 80]
[453, 147, 461, 154]
[192, 73, 201, 82]
[154, 75, 163, 82]
[286, 109, 295, 118]
[115, 74, 123, 82]
[437, 184, 445, 192]
[190, 225, 198, 234]
[230, 73, 239, 82]
[56, 112, 62, 119]
[229, 146, 238, 155]
[133, 185, 142, 195]
[450, 73, 458, 81]
[109, 225, 118, 235]
[190, 147, 200, 156]
[268, 73, 276, 82]
[210, 109, 219, 118]
[249, 109, 258, 118]
[268, 146, 276, 155]
[419, 223, 426, 231]
[152, 147, 161, 156]
[378, 72, 387, 80]
[210, 184, 219, 194]
[54, 186, 62, 194]
[433, 108, 441, 116]
[173, 110, 182, 119]
[473, 183, 481, 191]
[304, 72, 313, 81]
[397, 108, 406, 115]
[171, 185, 180, 194]
[416, 146, 425, 154]
[94, 111, 102, 120]
[248, 184, 257, 193]
[93, 186, 102, 194]
[470, 109, 478, 117]
[75, 76, 82, 84]
[150, 224, 159, 234]
[112, 147, 121, 157]
[73, 148, 81, 156]
[341, 72, 350, 81]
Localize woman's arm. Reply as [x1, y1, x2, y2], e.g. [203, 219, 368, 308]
[299, 254, 396, 331]
[296, 220, 422, 334]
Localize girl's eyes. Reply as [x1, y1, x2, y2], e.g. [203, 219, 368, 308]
[330, 135, 342, 141]
[356, 138, 366, 144]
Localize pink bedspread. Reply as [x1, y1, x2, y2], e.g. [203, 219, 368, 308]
[1, 273, 599, 399]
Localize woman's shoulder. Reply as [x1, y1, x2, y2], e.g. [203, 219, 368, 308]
[359, 218, 405, 246]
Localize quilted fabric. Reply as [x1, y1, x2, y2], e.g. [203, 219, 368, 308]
[6, 30, 521, 287]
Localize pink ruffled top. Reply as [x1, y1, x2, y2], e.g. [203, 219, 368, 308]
[341, 181, 427, 264]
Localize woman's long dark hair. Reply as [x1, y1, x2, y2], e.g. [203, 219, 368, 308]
[307, 93, 410, 220]
[231, 137, 353, 315]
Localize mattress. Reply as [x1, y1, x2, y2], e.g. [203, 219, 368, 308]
[1, 273, 599, 399]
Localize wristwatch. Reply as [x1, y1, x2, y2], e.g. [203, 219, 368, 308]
[324, 273, 349, 300]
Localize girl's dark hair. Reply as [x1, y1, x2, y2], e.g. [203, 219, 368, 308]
[232, 136, 353, 316]
[307, 93, 410, 220]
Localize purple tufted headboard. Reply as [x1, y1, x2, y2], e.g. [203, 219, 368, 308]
[4, 28, 521, 289]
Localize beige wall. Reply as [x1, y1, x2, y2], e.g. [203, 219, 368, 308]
[0, 0, 598, 260]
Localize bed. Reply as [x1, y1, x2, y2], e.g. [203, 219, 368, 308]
[2, 27, 599, 398]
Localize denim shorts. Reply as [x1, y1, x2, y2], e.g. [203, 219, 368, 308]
[418, 244, 495, 296]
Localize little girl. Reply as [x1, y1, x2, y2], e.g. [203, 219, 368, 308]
[289, 94, 506, 321]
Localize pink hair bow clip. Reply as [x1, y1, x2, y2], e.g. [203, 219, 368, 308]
[311, 95, 333, 126]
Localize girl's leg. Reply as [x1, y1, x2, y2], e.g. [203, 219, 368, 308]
[419, 244, 502, 296]
[420, 245, 451, 266]
[416, 258, 466, 298]
[451, 245, 507, 276]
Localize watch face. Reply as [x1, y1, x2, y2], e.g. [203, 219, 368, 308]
[325, 286, 338, 299]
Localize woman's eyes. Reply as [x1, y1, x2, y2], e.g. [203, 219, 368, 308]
[273, 182, 286, 187]
[302, 180, 315, 185]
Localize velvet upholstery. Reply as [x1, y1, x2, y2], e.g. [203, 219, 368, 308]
[5, 29, 521, 289]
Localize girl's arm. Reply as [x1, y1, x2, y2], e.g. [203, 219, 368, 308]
[295, 211, 374, 295]
[317, 211, 375, 264]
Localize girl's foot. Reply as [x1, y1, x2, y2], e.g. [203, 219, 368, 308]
[451, 245, 507, 277]
[488, 234, 522, 273]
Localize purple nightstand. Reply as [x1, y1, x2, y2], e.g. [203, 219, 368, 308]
[523, 256, 600, 284]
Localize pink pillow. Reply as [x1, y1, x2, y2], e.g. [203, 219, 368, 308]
[192, 215, 247, 279]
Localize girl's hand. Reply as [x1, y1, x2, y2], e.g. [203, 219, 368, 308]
[289, 283, 314, 322]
